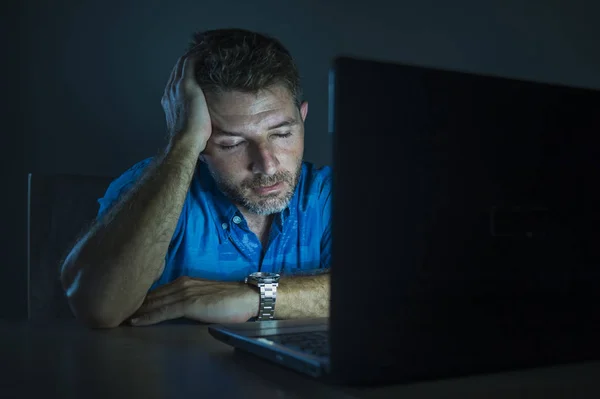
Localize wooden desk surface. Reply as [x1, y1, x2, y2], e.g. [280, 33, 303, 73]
[1, 320, 599, 399]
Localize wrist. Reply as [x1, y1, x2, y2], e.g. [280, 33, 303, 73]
[245, 285, 260, 318]
[244, 272, 280, 321]
[168, 130, 208, 154]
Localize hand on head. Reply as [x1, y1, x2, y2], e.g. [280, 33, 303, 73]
[161, 51, 213, 151]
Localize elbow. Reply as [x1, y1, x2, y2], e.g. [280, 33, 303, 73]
[65, 290, 128, 329]
[63, 285, 125, 329]
[61, 258, 128, 330]
[67, 303, 124, 329]
[60, 243, 147, 329]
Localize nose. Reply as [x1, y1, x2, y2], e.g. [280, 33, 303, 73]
[250, 142, 279, 176]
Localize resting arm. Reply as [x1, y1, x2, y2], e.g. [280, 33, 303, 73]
[61, 136, 201, 328]
[272, 167, 333, 320]
[274, 273, 330, 319]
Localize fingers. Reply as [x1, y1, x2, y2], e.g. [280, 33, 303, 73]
[144, 276, 218, 301]
[164, 57, 183, 92]
[144, 276, 191, 300]
[176, 54, 188, 83]
[130, 301, 186, 326]
[181, 54, 197, 84]
[173, 51, 198, 87]
[130, 281, 254, 326]
[162, 53, 190, 100]
[135, 291, 183, 316]
[136, 284, 219, 315]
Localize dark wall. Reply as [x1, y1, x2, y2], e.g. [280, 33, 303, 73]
[23, 0, 600, 177]
[3, 0, 29, 319]
[4, 0, 599, 318]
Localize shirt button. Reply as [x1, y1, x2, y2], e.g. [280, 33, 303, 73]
[233, 215, 242, 224]
[221, 223, 228, 230]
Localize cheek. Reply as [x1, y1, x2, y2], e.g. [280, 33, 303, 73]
[276, 134, 303, 153]
[279, 138, 304, 162]
[206, 153, 248, 181]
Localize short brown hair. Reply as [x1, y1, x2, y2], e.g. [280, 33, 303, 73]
[187, 28, 303, 107]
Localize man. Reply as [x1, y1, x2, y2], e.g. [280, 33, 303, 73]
[60, 29, 331, 329]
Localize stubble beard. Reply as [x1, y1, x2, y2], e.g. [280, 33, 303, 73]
[210, 158, 303, 216]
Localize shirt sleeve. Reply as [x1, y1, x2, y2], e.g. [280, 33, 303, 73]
[97, 158, 154, 220]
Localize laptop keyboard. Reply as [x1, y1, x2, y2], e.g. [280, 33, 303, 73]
[264, 331, 330, 357]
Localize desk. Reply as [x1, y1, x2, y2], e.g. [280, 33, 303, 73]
[1, 321, 599, 398]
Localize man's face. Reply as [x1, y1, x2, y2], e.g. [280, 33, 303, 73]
[201, 84, 308, 216]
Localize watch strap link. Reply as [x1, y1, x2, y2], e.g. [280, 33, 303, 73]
[257, 282, 277, 321]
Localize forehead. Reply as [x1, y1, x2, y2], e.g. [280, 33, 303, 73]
[206, 85, 297, 133]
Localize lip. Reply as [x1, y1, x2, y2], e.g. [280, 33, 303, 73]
[254, 182, 283, 195]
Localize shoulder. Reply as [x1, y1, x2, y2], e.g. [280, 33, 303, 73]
[300, 161, 331, 195]
[97, 157, 155, 216]
[110, 158, 154, 187]
[103, 157, 154, 196]
[296, 162, 332, 211]
[303, 161, 332, 184]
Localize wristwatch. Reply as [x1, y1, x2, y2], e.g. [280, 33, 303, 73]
[245, 272, 280, 321]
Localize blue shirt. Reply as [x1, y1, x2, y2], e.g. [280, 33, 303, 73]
[97, 159, 332, 289]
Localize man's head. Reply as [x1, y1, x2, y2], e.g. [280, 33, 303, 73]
[190, 29, 307, 216]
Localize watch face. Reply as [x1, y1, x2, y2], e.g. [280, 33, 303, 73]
[250, 272, 279, 279]
[248, 272, 280, 284]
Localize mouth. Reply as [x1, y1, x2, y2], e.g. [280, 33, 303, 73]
[253, 182, 283, 195]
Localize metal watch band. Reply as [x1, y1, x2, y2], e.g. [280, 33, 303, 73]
[257, 282, 278, 321]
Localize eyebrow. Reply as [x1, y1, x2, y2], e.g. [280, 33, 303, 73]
[213, 118, 299, 137]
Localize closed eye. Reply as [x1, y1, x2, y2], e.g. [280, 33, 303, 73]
[218, 133, 291, 151]
[219, 142, 244, 150]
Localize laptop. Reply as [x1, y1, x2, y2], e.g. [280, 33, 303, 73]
[209, 56, 600, 385]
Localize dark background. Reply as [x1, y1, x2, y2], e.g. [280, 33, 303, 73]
[3, 0, 600, 319]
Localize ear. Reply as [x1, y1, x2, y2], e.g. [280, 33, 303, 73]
[300, 101, 308, 122]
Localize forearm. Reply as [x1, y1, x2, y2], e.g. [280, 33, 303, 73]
[275, 274, 330, 319]
[61, 136, 203, 328]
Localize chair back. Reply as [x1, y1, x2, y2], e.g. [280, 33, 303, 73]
[27, 173, 113, 320]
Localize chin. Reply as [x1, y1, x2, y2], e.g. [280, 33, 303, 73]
[244, 193, 292, 216]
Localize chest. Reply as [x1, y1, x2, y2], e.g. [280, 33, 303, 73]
[164, 213, 323, 283]
[246, 219, 272, 248]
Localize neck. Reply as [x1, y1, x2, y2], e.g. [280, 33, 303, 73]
[241, 211, 273, 229]
[241, 211, 275, 247]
